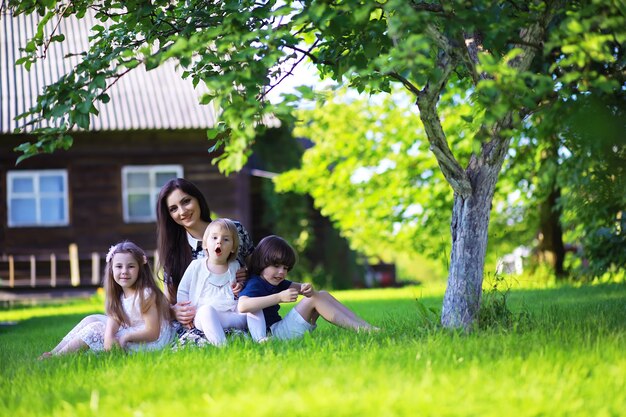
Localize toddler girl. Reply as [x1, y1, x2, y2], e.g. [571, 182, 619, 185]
[177, 218, 265, 346]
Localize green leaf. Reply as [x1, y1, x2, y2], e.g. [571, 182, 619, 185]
[74, 112, 90, 129]
[120, 60, 140, 70]
[200, 94, 215, 105]
[145, 55, 160, 71]
[93, 74, 106, 89]
[77, 100, 92, 114]
[461, 114, 474, 123]
[25, 40, 36, 53]
[206, 128, 221, 141]
[49, 104, 71, 118]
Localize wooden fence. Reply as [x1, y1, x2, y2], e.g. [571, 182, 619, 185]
[0, 244, 158, 288]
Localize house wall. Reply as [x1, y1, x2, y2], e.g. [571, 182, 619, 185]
[1, 130, 251, 258]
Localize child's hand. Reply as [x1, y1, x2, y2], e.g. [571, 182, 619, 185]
[104, 338, 120, 351]
[232, 281, 243, 296]
[118, 334, 129, 349]
[279, 288, 299, 303]
[300, 283, 313, 297]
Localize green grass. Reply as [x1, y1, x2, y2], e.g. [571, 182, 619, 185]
[1, 283, 625, 417]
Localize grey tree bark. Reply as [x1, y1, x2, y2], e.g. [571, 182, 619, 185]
[440, 152, 507, 329]
[409, 12, 551, 329]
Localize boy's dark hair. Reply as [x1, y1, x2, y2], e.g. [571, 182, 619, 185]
[248, 235, 297, 276]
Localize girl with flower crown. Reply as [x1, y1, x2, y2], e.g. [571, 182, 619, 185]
[40, 241, 173, 357]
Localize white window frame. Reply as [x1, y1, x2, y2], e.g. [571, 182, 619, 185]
[7, 170, 69, 227]
[122, 165, 183, 223]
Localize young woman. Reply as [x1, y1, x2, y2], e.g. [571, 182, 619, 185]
[40, 241, 173, 357]
[156, 178, 254, 347]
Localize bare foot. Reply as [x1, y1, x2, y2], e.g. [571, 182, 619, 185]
[358, 325, 381, 333]
[38, 352, 53, 360]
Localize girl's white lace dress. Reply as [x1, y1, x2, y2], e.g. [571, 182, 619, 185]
[64, 289, 173, 352]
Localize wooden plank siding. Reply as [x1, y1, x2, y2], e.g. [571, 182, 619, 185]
[1, 129, 252, 267]
[0, 7, 285, 289]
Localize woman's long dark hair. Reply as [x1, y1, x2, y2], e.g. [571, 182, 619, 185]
[156, 178, 212, 302]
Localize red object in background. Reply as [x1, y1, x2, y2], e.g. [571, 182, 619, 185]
[370, 263, 396, 287]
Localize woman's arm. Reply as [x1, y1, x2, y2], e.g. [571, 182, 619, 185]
[174, 262, 197, 327]
[118, 302, 161, 347]
[104, 317, 121, 351]
[172, 301, 196, 326]
[176, 264, 193, 303]
[235, 267, 248, 284]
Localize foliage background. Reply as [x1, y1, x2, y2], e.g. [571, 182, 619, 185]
[250, 124, 365, 289]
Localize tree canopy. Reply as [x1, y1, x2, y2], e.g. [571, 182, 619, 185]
[10, 0, 626, 328]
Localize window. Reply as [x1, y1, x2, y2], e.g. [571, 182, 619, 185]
[7, 170, 69, 227]
[122, 165, 183, 223]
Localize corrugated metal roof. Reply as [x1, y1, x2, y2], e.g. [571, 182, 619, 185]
[0, 7, 218, 134]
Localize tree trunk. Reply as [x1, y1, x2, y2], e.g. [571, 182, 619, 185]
[534, 136, 566, 278]
[441, 157, 501, 330]
[538, 186, 566, 277]
[431, 15, 548, 330]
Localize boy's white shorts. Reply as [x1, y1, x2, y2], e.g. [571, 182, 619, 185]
[270, 308, 317, 340]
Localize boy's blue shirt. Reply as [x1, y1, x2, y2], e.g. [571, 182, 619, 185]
[240, 275, 292, 328]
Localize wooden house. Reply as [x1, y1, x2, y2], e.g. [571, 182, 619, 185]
[0, 6, 267, 286]
[0, 6, 392, 290]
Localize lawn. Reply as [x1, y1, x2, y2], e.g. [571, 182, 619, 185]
[1, 282, 625, 417]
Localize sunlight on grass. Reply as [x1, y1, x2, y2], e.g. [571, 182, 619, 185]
[335, 283, 446, 302]
[1, 283, 625, 417]
[0, 294, 104, 322]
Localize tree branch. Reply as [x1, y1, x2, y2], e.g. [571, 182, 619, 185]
[485, 11, 553, 165]
[40, 2, 72, 59]
[459, 31, 487, 85]
[260, 40, 320, 100]
[102, 66, 134, 95]
[415, 28, 472, 197]
[387, 72, 421, 97]
[284, 43, 323, 64]
[408, 1, 446, 14]
[424, 23, 486, 88]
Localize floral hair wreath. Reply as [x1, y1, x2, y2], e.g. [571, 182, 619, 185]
[105, 245, 117, 263]
[105, 245, 148, 265]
